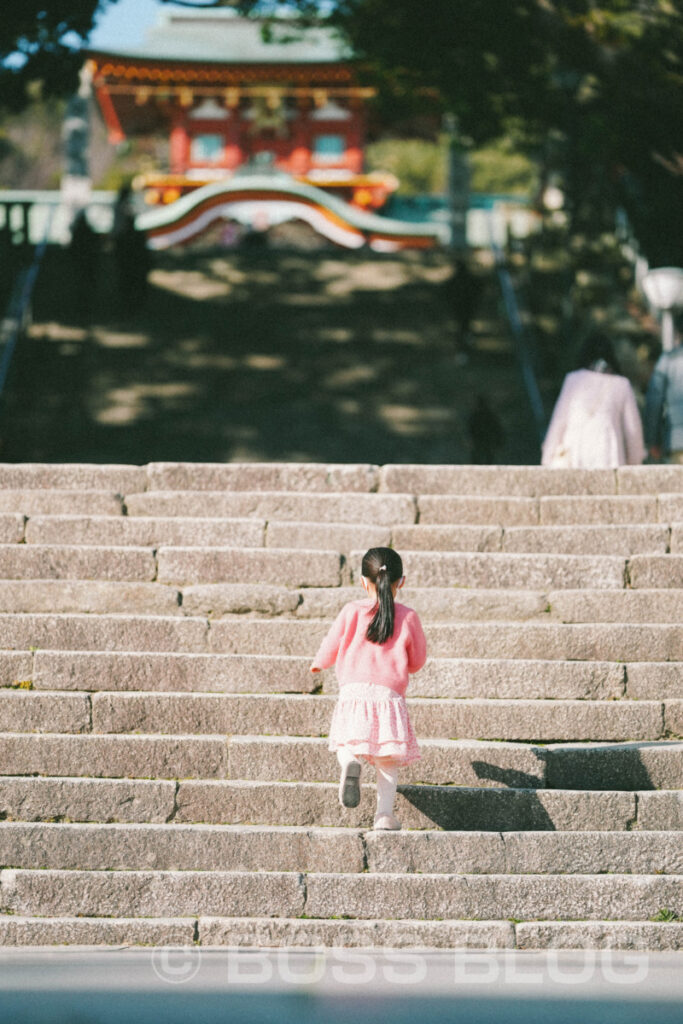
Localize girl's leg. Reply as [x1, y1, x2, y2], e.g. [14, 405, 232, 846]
[336, 746, 362, 808]
[374, 757, 400, 820]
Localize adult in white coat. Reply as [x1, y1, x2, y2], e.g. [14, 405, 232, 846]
[541, 334, 645, 468]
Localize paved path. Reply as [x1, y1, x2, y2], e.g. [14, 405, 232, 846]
[0, 949, 681, 1023]
[1, 247, 541, 464]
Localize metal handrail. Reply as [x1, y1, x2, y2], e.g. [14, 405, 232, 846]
[487, 210, 547, 443]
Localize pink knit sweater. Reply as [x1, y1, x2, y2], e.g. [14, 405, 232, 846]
[311, 599, 427, 696]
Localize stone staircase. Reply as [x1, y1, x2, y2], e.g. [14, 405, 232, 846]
[0, 462, 681, 951]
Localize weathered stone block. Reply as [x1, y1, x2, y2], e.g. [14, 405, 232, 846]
[0, 580, 180, 616]
[0, 464, 145, 492]
[0, 776, 176, 823]
[227, 736, 547, 787]
[0, 691, 90, 734]
[380, 465, 616, 497]
[34, 651, 315, 694]
[540, 496, 657, 525]
[181, 584, 300, 618]
[303, 872, 681, 921]
[92, 693, 332, 738]
[425, 622, 677, 662]
[365, 831, 507, 875]
[626, 663, 683, 700]
[546, 742, 683, 791]
[0, 915, 196, 946]
[208, 618, 327, 657]
[391, 525, 503, 552]
[350, 552, 627, 591]
[158, 547, 341, 587]
[549, 589, 683, 624]
[503, 830, 683, 875]
[418, 497, 539, 526]
[0, 613, 208, 653]
[25, 515, 265, 549]
[0, 733, 228, 779]
[618, 465, 683, 494]
[0, 515, 25, 544]
[660, 495, 683, 522]
[410, 698, 663, 743]
[0, 823, 364, 874]
[175, 780, 635, 831]
[0, 652, 33, 688]
[665, 701, 683, 737]
[198, 917, 515, 949]
[637, 791, 683, 830]
[411, 659, 625, 701]
[267, 522, 391, 551]
[0, 490, 124, 515]
[628, 555, 683, 589]
[504, 525, 669, 556]
[0, 545, 156, 581]
[0, 868, 305, 918]
[128, 491, 417, 526]
[146, 462, 379, 493]
[516, 921, 683, 951]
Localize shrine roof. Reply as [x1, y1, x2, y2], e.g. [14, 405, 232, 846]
[90, 11, 350, 65]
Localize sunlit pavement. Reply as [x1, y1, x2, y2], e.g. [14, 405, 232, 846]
[0, 948, 681, 1023]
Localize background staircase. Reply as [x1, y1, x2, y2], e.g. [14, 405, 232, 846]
[0, 462, 681, 951]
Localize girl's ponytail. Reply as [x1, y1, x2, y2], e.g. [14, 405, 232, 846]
[362, 547, 403, 644]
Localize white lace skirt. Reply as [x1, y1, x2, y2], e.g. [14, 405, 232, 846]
[328, 682, 421, 766]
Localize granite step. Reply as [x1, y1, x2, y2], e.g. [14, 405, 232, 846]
[5, 582, 683, 624]
[1, 580, 682, 622]
[0, 729, 681, 790]
[15, 516, 677, 556]
[11, 651, 677, 701]
[209, 618, 683, 661]
[0, 824, 679, 875]
[126, 491, 418, 525]
[1, 867, 680, 923]
[1, 775, 679, 829]
[0, 915, 680, 950]
[2, 613, 681, 661]
[0, 490, 125, 516]
[378, 464, 683, 496]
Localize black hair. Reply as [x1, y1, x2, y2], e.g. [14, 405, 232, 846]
[362, 547, 403, 645]
[575, 332, 620, 374]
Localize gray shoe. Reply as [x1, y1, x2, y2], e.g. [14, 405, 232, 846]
[339, 759, 362, 808]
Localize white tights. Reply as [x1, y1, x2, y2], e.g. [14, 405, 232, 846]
[336, 747, 399, 817]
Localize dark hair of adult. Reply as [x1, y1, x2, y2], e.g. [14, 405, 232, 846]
[361, 547, 403, 645]
[575, 332, 620, 374]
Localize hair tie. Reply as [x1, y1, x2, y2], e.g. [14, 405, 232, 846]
[379, 564, 387, 571]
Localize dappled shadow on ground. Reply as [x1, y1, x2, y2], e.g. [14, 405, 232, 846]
[1, 243, 540, 464]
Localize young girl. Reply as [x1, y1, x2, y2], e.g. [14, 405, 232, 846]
[310, 547, 427, 830]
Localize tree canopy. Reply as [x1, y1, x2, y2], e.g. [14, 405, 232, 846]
[1, 0, 681, 259]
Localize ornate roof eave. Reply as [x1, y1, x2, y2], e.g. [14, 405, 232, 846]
[86, 49, 363, 86]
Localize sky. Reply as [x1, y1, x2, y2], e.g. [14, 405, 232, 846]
[87, 0, 174, 51]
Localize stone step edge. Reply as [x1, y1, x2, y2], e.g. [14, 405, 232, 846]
[0, 915, 681, 950]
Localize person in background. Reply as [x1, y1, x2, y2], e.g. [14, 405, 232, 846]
[644, 327, 683, 463]
[541, 332, 645, 469]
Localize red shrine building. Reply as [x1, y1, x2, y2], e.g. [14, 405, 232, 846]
[88, 9, 396, 210]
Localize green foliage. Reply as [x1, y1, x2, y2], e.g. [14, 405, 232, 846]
[365, 138, 446, 196]
[469, 139, 539, 196]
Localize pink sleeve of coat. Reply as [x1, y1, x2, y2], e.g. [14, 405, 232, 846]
[310, 606, 347, 670]
[406, 611, 427, 673]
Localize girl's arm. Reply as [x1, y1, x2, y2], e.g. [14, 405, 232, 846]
[406, 611, 427, 673]
[310, 606, 347, 673]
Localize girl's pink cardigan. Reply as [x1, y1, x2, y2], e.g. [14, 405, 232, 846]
[310, 599, 427, 697]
